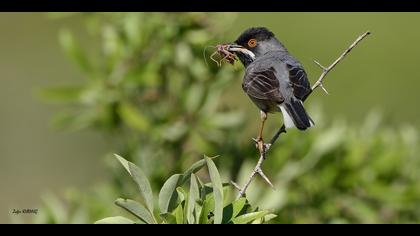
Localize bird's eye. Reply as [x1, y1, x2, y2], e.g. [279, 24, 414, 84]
[248, 39, 257, 48]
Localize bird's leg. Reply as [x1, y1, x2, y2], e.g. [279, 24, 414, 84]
[255, 111, 267, 154]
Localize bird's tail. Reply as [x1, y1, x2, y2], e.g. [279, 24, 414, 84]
[279, 98, 314, 130]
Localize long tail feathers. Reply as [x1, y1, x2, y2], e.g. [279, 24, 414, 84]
[279, 98, 314, 130]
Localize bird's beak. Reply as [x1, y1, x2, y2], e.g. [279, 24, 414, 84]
[225, 43, 243, 51]
[225, 43, 256, 60]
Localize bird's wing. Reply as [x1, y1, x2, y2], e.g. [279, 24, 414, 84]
[242, 65, 284, 104]
[285, 63, 312, 101]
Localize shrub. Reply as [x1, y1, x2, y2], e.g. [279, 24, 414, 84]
[95, 155, 275, 224]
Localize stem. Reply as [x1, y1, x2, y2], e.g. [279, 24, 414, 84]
[236, 150, 269, 199]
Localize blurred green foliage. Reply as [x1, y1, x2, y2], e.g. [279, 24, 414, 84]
[240, 113, 420, 223]
[40, 12, 247, 188]
[36, 13, 420, 224]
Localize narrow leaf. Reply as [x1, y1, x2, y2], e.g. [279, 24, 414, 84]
[232, 198, 247, 218]
[114, 155, 154, 214]
[118, 102, 149, 132]
[252, 213, 277, 224]
[115, 198, 155, 224]
[232, 210, 270, 224]
[128, 162, 154, 214]
[160, 213, 177, 224]
[94, 216, 135, 224]
[174, 204, 184, 224]
[195, 204, 203, 224]
[180, 157, 216, 185]
[222, 197, 247, 224]
[114, 154, 130, 174]
[185, 84, 204, 113]
[59, 29, 92, 73]
[176, 187, 187, 203]
[159, 174, 182, 214]
[199, 196, 214, 224]
[187, 174, 200, 224]
[177, 187, 189, 224]
[205, 157, 223, 224]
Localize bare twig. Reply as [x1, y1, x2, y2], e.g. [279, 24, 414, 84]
[256, 167, 275, 189]
[230, 181, 242, 191]
[311, 31, 371, 93]
[236, 149, 271, 198]
[235, 31, 371, 199]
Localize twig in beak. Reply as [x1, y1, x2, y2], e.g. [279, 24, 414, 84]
[210, 50, 221, 67]
[203, 45, 216, 67]
[208, 44, 238, 67]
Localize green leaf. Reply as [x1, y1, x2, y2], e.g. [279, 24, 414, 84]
[128, 162, 154, 214]
[222, 197, 247, 224]
[185, 84, 204, 113]
[203, 182, 231, 190]
[252, 213, 277, 224]
[161, 121, 188, 142]
[187, 174, 200, 224]
[160, 213, 177, 224]
[59, 29, 92, 73]
[199, 195, 214, 224]
[205, 157, 223, 224]
[194, 205, 203, 224]
[159, 174, 182, 214]
[193, 175, 204, 223]
[207, 111, 244, 128]
[232, 210, 270, 224]
[118, 102, 149, 131]
[94, 216, 135, 224]
[180, 158, 208, 185]
[231, 198, 247, 218]
[174, 204, 184, 224]
[175, 42, 193, 67]
[176, 187, 190, 224]
[176, 187, 187, 203]
[180, 156, 218, 185]
[114, 154, 154, 214]
[115, 198, 155, 224]
[114, 154, 130, 174]
[123, 14, 142, 48]
[38, 86, 83, 103]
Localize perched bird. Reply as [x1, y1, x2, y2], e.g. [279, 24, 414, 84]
[225, 27, 314, 146]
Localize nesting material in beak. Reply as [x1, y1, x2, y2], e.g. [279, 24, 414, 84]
[210, 44, 238, 66]
[226, 44, 256, 61]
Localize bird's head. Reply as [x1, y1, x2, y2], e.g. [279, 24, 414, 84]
[226, 27, 286, 67]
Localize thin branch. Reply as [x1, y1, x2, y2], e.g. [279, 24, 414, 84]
[268, 125, 287, 148]
[230, 181, 242, 191]
[236, 149, 268, 198]
[235, 31, 371, 198]
[256, 168, 275, 189]
[311, 31, 371, 93]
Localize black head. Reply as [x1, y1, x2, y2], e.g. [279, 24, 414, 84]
[227, 27, 286, 67]
[234, 27, 275, 47]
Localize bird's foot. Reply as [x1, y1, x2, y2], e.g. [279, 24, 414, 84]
[252, 138, 271, 154]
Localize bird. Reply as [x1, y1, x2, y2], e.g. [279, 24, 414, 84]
[225, 27, 314, 149]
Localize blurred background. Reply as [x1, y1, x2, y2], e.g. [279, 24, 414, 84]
[1, 13, 419, 223]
